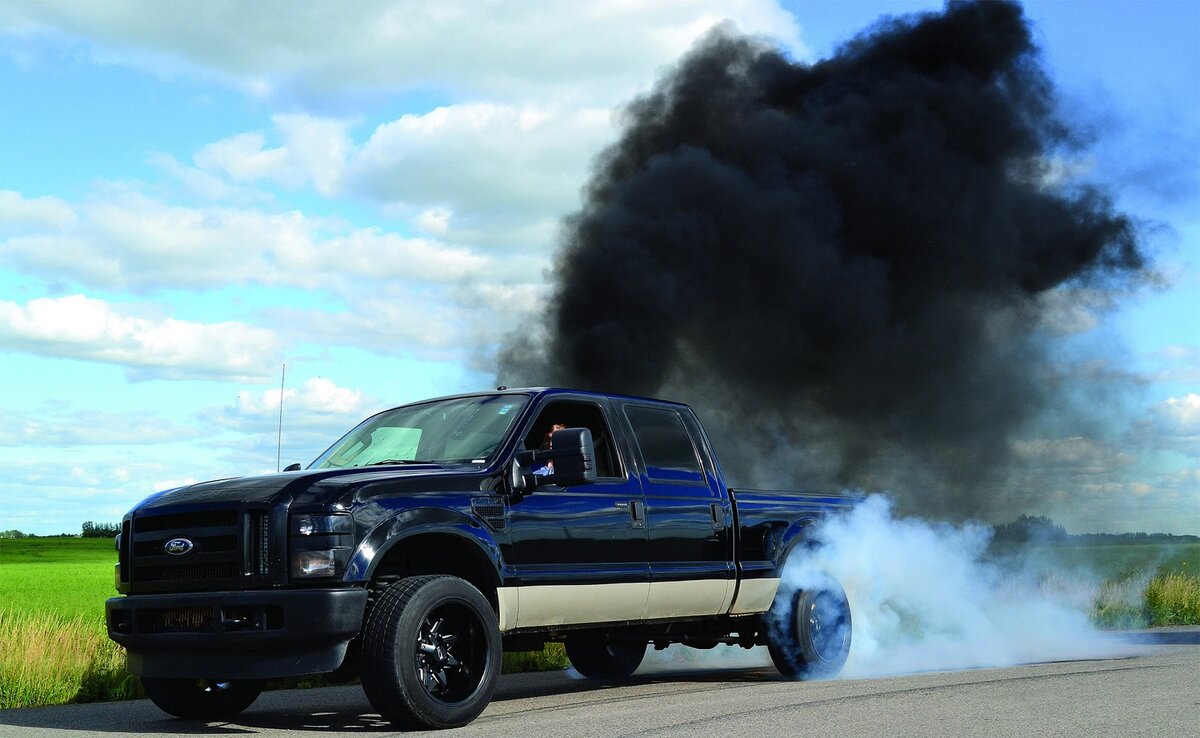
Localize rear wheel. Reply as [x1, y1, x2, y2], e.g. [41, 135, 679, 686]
[766, 577, 852, 679]
[140, 677, 263, 720]
[360, 575, 501, 729]
[564, 639, 646, 679]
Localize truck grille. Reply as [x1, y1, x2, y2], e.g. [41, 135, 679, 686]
[126, 506, 278, 592]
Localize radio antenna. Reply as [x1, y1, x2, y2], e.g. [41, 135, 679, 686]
[276, 363, 286, 472]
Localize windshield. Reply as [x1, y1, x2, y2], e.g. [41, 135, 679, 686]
[310, 394, 529, 469]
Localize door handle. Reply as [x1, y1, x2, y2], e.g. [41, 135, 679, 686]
[710, 503, 726, 531]
[630, 499, 645, 529]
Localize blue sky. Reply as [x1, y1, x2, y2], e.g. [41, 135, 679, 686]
[1, 1, 1196, 535]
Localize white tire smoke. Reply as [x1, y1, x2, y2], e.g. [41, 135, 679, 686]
[780, 495, 1137, 677]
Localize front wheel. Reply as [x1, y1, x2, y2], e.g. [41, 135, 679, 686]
[564, 639, 646, 679]
[766, 576, 852, 680]
[140, 677, 263, 719]
[360, 575, 501, 729]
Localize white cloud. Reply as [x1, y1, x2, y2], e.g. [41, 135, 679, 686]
[237, 376, 367, 418]
[1155, 393, 1200, 433]
[187, 105, 611, 221]
[0, 407, 203, 446]
[0, 1, 806, 103]
[193, 114, 353, 196]
[1148, 393, 1200, 457]
[349, 103, 611, 217]
[0, 189, 77, 233]
[0, 188, 491, 291]
[415, 208, 452, 236]
[201, 377, 374, 468]
[0, 294, 282, 380]
[148, 153, 261, 202]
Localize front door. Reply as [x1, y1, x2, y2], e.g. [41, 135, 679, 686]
[502, 396, 649, 628]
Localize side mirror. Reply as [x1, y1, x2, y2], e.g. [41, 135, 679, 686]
[514, 427, 597, 490]
[282, 463, 302, 472]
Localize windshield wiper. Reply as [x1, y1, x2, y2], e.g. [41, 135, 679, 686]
[365, 459, 438, 466]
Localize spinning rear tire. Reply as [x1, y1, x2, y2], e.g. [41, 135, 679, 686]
[766, 577, 852, 679]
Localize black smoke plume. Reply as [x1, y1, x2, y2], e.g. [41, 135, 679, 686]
[500, 0, 1145, 518]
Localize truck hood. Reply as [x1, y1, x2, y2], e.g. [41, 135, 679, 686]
[135, 463, 471, 510]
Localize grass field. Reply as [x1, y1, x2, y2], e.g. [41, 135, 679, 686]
[0, 538, 133, 709]
[0, 538, 117, 618]
[1013, 542, 1198, 582]
[1007, 542, 1199, 628]
[1, 537, 1195, 710]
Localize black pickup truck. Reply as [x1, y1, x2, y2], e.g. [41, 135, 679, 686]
[106, 387, 856, 729]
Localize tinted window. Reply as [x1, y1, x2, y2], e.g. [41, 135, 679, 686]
[625, 406, 702, 481]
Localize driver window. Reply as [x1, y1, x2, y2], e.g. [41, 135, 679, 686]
[524, 401, 624, 479]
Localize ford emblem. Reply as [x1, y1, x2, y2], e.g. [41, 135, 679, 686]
[163, 537, 194, 556]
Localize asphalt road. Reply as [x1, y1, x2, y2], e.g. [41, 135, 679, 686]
[3, 643, 1197, 737]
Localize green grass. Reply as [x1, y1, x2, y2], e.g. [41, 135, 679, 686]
[503, 643, 570, 673]
[1146, 572, 1200, 625]
[0, 538, 118, 618]
[0, 610, 139, 709]
[0, 538, 130, 709]
[1011, 542, 1199, 629]
[1018, 542, 1198, 582]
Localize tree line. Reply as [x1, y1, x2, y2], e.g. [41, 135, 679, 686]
[991, 514, 1199, 546]
[1, 522, 121, 539]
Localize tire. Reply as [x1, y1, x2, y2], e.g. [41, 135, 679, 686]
[140, 677, 263, 720]
[564, 639, 646, 679]
[360, 575, 501, 730]
[766, 576, 852, 680]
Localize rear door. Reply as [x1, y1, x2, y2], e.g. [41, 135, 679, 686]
[621, 403, 735, 618]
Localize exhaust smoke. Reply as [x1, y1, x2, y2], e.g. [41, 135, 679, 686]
[499, 0, 1147, 520]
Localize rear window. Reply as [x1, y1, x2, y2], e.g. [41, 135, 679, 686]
[624, 405, 703, 483]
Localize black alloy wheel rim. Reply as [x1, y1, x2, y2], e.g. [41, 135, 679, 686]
[413, 602, 485, 702]
[807, 591, 846, 662]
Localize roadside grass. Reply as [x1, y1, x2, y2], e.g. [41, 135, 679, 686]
[0, 538, 132, 709]
[1059, 544, 1198, 629]
[503, 643, 570, 673]
[1145, 572, 1200, 625]
[1, 537, 1195, 709]
[0, 610, 139, 709]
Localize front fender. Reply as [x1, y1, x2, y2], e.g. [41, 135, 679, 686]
[344, 506, 503, 584]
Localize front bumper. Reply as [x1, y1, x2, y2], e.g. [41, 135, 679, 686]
[106, 587, 368, 680]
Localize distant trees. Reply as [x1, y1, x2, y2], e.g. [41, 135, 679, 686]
[991, 515, 1199, 546]
[992, 514, 1068, 545]
[81, 522, 121, 538]
[1, 524, 124, 538]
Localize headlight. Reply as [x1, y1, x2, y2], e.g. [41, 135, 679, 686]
[289, 513, 353, 579]
[292, 514, 353, 536]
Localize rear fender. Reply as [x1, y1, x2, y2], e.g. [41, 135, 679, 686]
[774, 516, 820, 576]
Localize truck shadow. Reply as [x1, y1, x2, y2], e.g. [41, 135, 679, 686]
[0, 667, 778, 735]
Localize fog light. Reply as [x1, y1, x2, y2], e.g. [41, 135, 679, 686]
[290, 548, 349, 578]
